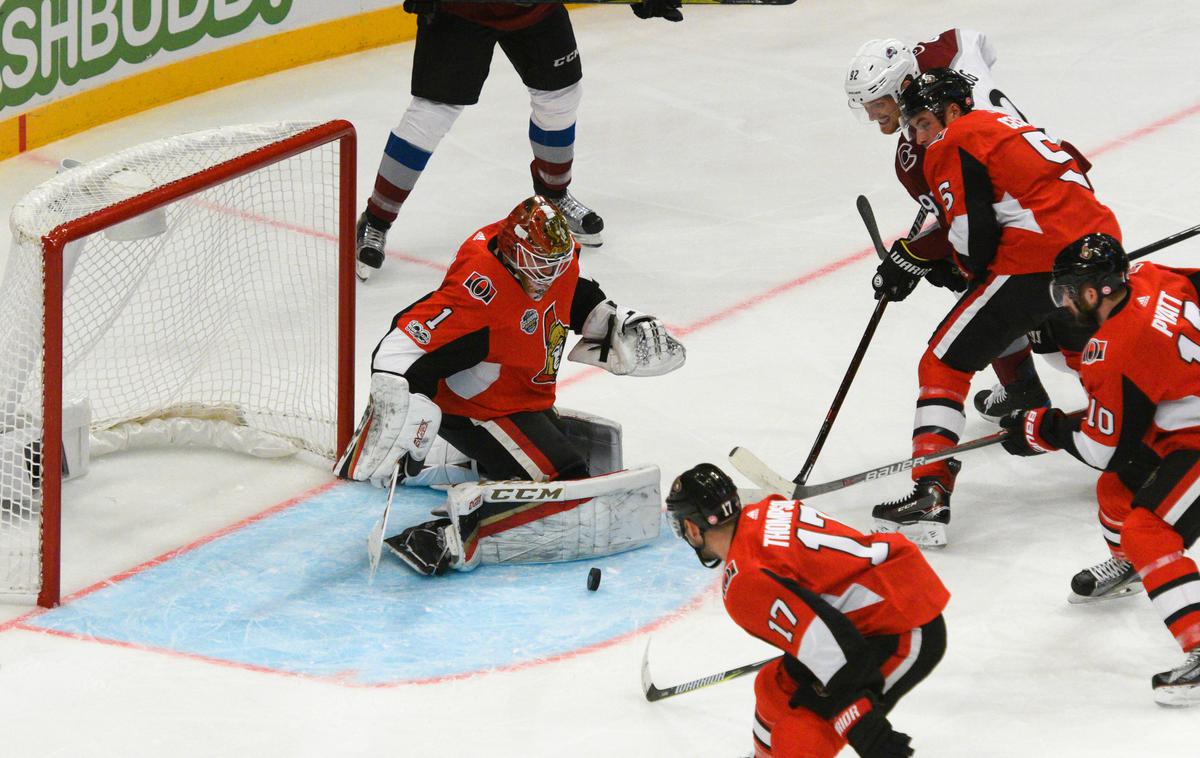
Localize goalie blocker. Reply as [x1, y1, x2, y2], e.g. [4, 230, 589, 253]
[386, 465, 661, 576]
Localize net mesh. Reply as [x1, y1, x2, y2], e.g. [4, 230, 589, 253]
[0, 122, 346, 598]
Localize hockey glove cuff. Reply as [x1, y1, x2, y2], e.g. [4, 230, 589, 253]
[631, 0, 683, 21]
[831, 693, 913, 758]
[872, 239, 931, 302]
[924, 259, 968, 293]
[999, 407, 1062, 457]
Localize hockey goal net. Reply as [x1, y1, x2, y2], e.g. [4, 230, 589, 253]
[0, 120, 357, 607]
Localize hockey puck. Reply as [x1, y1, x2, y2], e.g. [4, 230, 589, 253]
[587, 567, 602, 591]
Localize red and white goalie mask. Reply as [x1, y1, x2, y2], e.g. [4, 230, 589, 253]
[498, 196, 574, 300]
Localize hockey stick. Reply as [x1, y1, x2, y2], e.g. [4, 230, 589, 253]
[1127, 223, 1200, 261]
[731, 431, 1008, 501]
[366, 460, 403, 583]
[641, 640, 778, 702]
[792, 197, 925, 486]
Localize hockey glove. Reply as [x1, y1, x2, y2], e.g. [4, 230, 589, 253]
[924, 259, 968, 293]
[631, 0, 683, 21]
[830, 693, 913, 758]
[999, 407, 1062, 457]
[872, 239, 931, 302]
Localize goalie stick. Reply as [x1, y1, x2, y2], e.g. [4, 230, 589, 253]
[641, 640, 778, 702]
[366, 460, 403, 583]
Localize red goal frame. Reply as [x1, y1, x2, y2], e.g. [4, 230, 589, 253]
[35, 120, 357, 608]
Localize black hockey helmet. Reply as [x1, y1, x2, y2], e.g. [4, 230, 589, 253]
[899, 67, 974, 124]
[1050, 234, 1129, 308]
[667, 463, 741, 568]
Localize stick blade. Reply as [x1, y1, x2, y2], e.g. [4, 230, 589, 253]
[366, 509, 388, 584]
[728, 446, 793, 497]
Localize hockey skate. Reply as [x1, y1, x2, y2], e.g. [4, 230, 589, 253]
[1068, 556, 1143, 604]
[872, 465, 957, 549]
[384, 517, 464, 576]
[355, 212, 389, 282]
[1153, 648, 1200, 707]
[540, 188, 603, 247]
[973, 375, 1051, 424]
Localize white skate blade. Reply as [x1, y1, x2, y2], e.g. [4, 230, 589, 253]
[355, 260, 374, 282]
[1154, 683, 1200, 707]
[573, 231, 602, 247]
[1067, 582, 1144, 605]
[873, 518, 947, 549]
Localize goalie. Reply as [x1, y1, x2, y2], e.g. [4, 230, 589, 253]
[336, 195, 685, 575]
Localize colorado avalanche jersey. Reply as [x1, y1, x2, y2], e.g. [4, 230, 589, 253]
[922, 109, 1119, 277]
[373, 221, 605, 420]
[722, 495, 949, 686]
[1066, 263, 1200, 469]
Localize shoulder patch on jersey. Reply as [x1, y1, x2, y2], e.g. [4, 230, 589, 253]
[722, 560, 738, 599]
[1082, 338, 1107, 365]
[463, 271, 497, 304]
[520, 308, 538, 335]
[404, 319, 431, 346]
[898, 141, 918, 172]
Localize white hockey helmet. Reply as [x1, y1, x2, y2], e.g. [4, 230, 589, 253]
[844, 38, 918, 114]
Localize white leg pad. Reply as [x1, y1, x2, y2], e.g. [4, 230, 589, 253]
[444, 465, 662, 569]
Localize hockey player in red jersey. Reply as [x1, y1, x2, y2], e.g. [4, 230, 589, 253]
[353, 0, 681, 281]
[666, 464, 948, 757]
[999, 234, 1200, 705]
[337, 196, 685, 575]
[868, 68, 1120, 548]
[844, 31, 1095, 423]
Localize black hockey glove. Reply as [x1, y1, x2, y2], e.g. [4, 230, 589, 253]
[872, 239, 931, 302]
[402, 0, 439, 15]
[631, 0, 684, 22]
[924, 259, 968, 293]
[830, 693, 913, 758]
[998, 407, 1061, 457]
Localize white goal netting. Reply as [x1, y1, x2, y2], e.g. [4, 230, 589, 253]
[0, 121, 354, 604]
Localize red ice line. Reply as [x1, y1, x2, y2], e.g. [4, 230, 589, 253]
[3, 98, 1198, 685]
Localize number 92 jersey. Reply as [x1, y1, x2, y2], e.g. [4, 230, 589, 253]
[721, 495, 949, 673]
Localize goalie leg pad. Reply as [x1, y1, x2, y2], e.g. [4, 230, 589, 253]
[335, 373, 441, 487]
[442, 465, 662, 568]
[555, 407, 622, 477]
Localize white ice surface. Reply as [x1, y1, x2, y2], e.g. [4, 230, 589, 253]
[3, 1, 1200, 755]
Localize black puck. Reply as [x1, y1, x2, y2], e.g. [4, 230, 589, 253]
[587, 567, 602, 591]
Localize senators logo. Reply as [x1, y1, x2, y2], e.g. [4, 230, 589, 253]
[1082, 338, 1107, 365]
[533, 303, 568, 385]
[463, 272, 496, 304]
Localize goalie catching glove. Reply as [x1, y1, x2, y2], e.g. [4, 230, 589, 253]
[335, 373, 441, 487]
[568, 300, 686, 376]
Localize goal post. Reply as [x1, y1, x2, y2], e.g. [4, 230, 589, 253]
[1, 120, 357, 608]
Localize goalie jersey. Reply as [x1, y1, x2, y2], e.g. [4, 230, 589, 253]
[373, 221, 606, 420]
[722, 495, 949, 685]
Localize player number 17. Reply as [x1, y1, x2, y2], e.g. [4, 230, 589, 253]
[795, 504, 889, 566]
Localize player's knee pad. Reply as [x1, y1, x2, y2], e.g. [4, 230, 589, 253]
[1121, 507, 1185, 571]
[396, 97, 465, 152]
[556, 407, 622, 476]
[916, 350, 972, 402]
[441, 464, 661, 570]
[528, 81, 582, 132]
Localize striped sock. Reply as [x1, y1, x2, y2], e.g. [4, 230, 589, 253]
[366, 132, 434, 226]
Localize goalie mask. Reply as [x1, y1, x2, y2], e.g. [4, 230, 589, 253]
[497, 196, 575, 300]
[667, 463, 741, 569]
